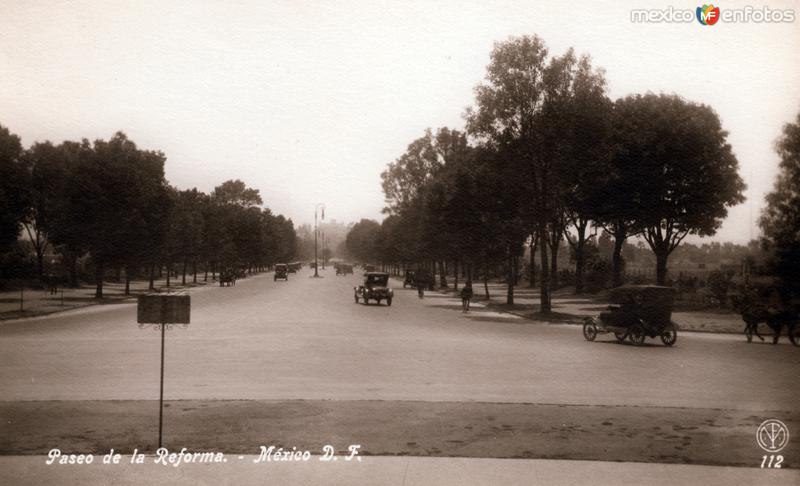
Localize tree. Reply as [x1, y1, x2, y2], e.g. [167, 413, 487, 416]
[551, 53, 613, 293]
[20, 141, 74, 278]
[0, 124, 26, 252]
[760, 111, 800, 299]
[345, 219, 381, 263]
[613, 94, 745, 285]
[66, 132, 170, 297]
[466, 35, 554, 310]
[212, 179, 263, 207]
[380, 130, 442, 215]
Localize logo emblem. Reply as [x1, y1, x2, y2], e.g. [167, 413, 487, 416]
[756, 419, 789, 453]
[696, 4, 721, 25]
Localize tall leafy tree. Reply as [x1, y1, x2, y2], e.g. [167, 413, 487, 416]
[0, 124, 26, 251]
[346, 219, 381, 263]
[66, 132, 170, 297]
[466, 35, 554, 310]
[759, 111, 800, 299]
[614, 94, 745, 284]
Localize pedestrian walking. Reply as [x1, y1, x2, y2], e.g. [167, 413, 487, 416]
[460, 282, 473, 312]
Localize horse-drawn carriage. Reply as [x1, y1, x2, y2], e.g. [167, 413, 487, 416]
[583, 285, 678, 346]
[730, 278, 799, 345]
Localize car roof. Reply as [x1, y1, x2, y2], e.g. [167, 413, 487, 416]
[365, 272, 389, 277]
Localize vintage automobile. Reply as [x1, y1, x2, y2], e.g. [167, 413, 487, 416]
[219, 269, 236, 287]
[583, 285, 678, 346]
[403, 270, 416, 288]
[274, 264, 289, 281]
[288, 262, 301, 273]
[354, 272, 394, 306]
[336, 264, 353, 276]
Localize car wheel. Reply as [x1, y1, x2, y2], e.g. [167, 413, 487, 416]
[629, 326, 646, 346]
[354, 294, 359, 303]
[614, 332, 627, 343]
[387, 298, 392, 306]
[582, 321, 597, 341]
[660, 329, 677, 346]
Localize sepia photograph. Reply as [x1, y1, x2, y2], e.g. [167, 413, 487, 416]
[0, 1, 798, 484]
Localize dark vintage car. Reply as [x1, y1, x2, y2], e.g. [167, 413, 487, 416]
[288, 262, 301, 273]
[336, 264, 353, 276]
[274, 264, 289, 281]
[583, 285, 678, 346]
[355, 272, 394, 306]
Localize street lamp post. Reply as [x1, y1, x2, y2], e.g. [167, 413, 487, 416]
[314, 203, 325, 278]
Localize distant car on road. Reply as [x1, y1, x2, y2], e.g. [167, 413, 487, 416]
[355, 272, 393, 306]
[274, 264, 289, 281]
[336, 264, 353, 276]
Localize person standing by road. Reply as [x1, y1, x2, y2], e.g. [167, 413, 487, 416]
[460, 282, 473, 312]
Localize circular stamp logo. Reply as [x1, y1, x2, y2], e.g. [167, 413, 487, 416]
[756, 419, 790, 453]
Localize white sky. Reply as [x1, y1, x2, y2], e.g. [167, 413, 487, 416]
[1, 0, 798, 243]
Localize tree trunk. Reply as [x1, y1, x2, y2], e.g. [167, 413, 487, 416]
[193, 260, 197, 283]
[575, 249, 585, 295]
[506, 248, 514, 305]
[656, 250, 669, 286]
[538, 226, 551, 313]
[612, 225, 627, 288]
[94, 260, 104, 298]
[453, 260, 459, 291]
[182, 258, 187, 285]
[124, 271, 131, 296]
[148, 264, 155, 291]
[529, 235, 538, 288]
[483, 265, 490, 300]
[166, 262, 171, 288]
[439, 261, 447, 288]
[550, 243, 559, 290]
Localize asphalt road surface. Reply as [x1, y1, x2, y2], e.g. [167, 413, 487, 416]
[1, 267, 798, 468]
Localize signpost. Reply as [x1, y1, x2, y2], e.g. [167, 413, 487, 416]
[137, 294, 190, 449]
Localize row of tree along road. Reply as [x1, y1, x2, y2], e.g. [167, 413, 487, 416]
[345, 35, 798, 313]
[0, 130, 297, 297]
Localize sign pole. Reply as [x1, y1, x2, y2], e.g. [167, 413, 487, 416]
[158, 320, 165, 450]
[137, 293, 189, 452]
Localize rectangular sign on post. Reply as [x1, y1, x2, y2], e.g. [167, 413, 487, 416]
[137, 294, 191, 324]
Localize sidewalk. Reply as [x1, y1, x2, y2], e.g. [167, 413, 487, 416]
[0, 276, 220, 321]
[0, 455, 795, 486]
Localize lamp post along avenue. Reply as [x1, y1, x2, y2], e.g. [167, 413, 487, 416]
[314, 203, 325, 278]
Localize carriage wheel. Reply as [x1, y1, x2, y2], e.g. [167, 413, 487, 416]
[660, 329, 677, 346]
[582, 322, 598, 341]
[629, 326, 646, 346]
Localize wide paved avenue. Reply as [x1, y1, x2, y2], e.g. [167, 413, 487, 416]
[1, 266, 796, 412]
